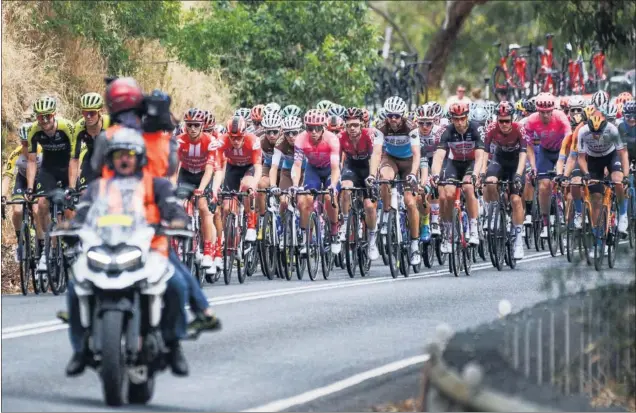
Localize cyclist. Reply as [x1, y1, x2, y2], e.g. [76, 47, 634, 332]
[269, 115, 304, 215]
[175, 108, 219, 274]
[483, 101, 529, 259]
[264, 102, 282, 115]
[617, 100, 636, 163]
[281, 104, 302, 119]
[524, 93, 571, 239]
[212, 115, 262, 243]
[249, 104, 265, 135]
[202, 110, 219, 138]
[577, 111, 630, 235]
[361, 108, 371, 128]
[430, 102, 486, 253]
[1, 123, 42, 261]
[368, 96, 421, 265]
[326, 115, 345, 135]
[257, 112, 284, 221]
[290, 109, 341, 254]
[25, 96, 78, 272]
[603, 102, 619, 125]
[235, 107, 252, 128]
[412, 103, 445, 241]
[338, 107, 380, 260]
[74, 93, 111, 192]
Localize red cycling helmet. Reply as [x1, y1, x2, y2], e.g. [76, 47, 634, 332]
[250, 104, 265, 123]
[203, 110, 216, 132]
[559, 96, 570, 111]
[226, 116, 247, 137]
[535, 93, 555, 112]
[326, 115, 345, 132]
[448, 102, 469, 118]
[496, 101, 514, 117]
[304, 109, 326, 126]
[345, 107, 363, 120]
[105, 77, 144, 115]
[184, 108, 206, 123]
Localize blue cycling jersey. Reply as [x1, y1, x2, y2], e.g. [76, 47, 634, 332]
[374, 119, 419, 159]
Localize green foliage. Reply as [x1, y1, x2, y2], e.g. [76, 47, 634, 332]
[169, 1, 381, 108]
[35, 1, 180, 75]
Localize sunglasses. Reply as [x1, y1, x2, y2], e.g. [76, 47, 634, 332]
[498, 118, 512, 124]
[82, 110, 99, 117]
[306, 125, 323, 132]
[346, 123, 361, 128]
[36, 114, 54, 122]
[387, 113, 402, 120]
[284, 130, 301, 138]
[265, 129, 280, 136]
[112, 150, 137, 160]
[624, 114, 636, 120]
[186, 122, 202, 129]
[569, 108, 583, 114]
[418, 121, 434, 127]
[229, 134, 243, 141]
[451, 116, 467, 121]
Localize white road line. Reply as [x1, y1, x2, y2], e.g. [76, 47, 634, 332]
[0, 250, 583, 340]
[242, 354, 431, 412]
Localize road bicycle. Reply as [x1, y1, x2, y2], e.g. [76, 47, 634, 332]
[484, 180, 518, 271]
[341, 186, 375, 278]
[559, 42, 587, 95]
[174, 186, 210, 286]
[491, 42, 531, 101]
[220, 190, 259, 285]
[437, 179, 473, 277]
[627, 161, 636, 249]
[588, 179, 622, 271]
[279, 189, 307, 281]
[2, 197, 39, 295]
[256, 187, 283, 280]
[532, 33, 558, 95]
[563, 181, 594, 265]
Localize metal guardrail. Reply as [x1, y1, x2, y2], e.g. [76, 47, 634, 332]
[418, 284, 635, 412]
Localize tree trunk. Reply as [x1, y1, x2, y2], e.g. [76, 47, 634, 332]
[421, 0, 488, 88]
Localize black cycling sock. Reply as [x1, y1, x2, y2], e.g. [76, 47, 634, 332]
[525, 201, 532, 215]
[38, 239, 45, 254]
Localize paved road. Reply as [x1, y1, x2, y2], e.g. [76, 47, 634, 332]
[2, 244, 633, 412]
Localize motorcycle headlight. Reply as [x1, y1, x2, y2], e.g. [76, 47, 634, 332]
[87, 246, 143, 273]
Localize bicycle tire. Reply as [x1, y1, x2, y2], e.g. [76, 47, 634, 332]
[386, 210, 401, 278]
[492, 206, 505, 271]
[19, 221, 32, 295]
[422, 240, 434, 269]
[582, 203, 593, 265]
[546, 201, 558, 257]
[320, 216, 333, 280]
[306, 213, 320, 281]
[282, 210, 294, 281]
[223, 213, 237, 285]
[32, 238, 41, 295]
[594, 205, 607, 271]
[628, 188, 635, 249]
[238, 227, 249, 285]
[565, 200, 576, 263]
[358, 215, 371, 277]
[400, 211, 411, 277]
[451, 208, 462, 277]
[345, 212, 358, 278]
[555, 196, 565, 255]
[491, 66, 508, 102]
[506, 210, 517, 270]
[607, 199, 618, 269]
[294, 215, 306, 280]
[45, 222, 63, 295]
[261, 211, 276, 280]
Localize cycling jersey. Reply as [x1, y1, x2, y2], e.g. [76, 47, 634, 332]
[484, 121, 528, 155]
[261, 136, 277, 167]
[616, 119, 636, 159]
[3, 145, 42, 178]
[176, 132, 218, 174]
[216, 133, 262, 168]
[524, 110, 571, 151]
[339, 128, 375, 162]
[437, 120, 485, 162]
[374, 119, 418, 159]
[27, 117, 77, 169]
[294, 130, 340, 169]
[559, 122, 586, 159]
[272, 137, 295, 170]
[73, 115, 111, 160]
[577, 123, 623, 157]
[411, 125, 444, 162]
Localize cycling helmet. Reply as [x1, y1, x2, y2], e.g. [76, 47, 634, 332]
[495, 101, 514, 118]
[304, 109, 326, 126]
[616, 92, 633, 104]
[623, 100, 636, 115]
[383, 96, 407, 115]
[214, 124, 227, 135]
[18, 122, 33, 141]
[327, 104, 346, 119]
[471, 106, 491, 122]
[264, 102, 281, 114]
[448, 102, 469, 118]
[568, 95, 586, 109]
[316, 100, 333, 113]
[416, 104, 436, 119]
[587, 112, 607, 134]
[326, 115, 345, 133]
[535, 93, 555, 112]
[376, 107, 387, 122]
[184, 108, 206, 123]
[282, 116, 303, 131]
[261, 111, 283, 129]
[234, 107, 251, 120]
[105, 77, 144, 115]
[80, 92, 104, 110]
[33, 96, 57, 115]
[484, 101, 498, 116]
[105, 127, 147, 170]
[514, 99, 525, 113]
[604, 102, 619, 120]
[203, 111, 216, 132]
[522, 99, 536, 114]
[592, 91, 609, 109]
[281, 104, 302, 118]
[226, 116, 247, 137]
[427, 101, 444, 118]
[345, 107, 363, 121]
[361, 108, 370, 125]
[406, 111, 417, 122]
[583, 105, 597, 119]
[250, 104, 265, 122]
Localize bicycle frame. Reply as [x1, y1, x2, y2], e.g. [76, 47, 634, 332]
[439, 179, 472, 249]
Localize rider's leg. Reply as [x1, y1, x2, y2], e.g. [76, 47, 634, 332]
[198, 197, 215, 269]
[257, 174, 270, 217]
[240, 174, 258, 242]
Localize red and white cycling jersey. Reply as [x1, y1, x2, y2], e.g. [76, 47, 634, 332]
[176, 132, 219, 174]
[216, 133, 262, 168]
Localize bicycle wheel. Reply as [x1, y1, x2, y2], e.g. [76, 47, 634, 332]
[45, 222, 63, 295]
[581, 203, 593, 265]
[192, 233, 206, 287]
[386, 210, 401, 278]
[32, 238, 41, 295]
[565, 199, 576, 263]
[399, 211, 411, 277]
[261, 211, 276, 280]
[345, 212, 358, 278]
[358, 216, 371, 277]
[524, 220, 534, 250]
[223, 214, 237, 285]
[294, 217, 307, 281]
[491, 66, 508, 101]
[546, 201, 558, 257]
[320, 216, 333, 280]
[422, 240, 434, 268]
[594, 205, 608, 271]
[506, 212, 517, 270]
[281, 211, 295, 281]
[435, 235, 446, 266]
[19, 221, 32, 295]
[450, 208, 463, 277]
[492, 206, 506, 271]
[628, 189, 636, 249]
[607, 200, 618, 269]
[306, 213, 320, 281]
[486, 203, 498, 268]
[555, 196, 565, 255]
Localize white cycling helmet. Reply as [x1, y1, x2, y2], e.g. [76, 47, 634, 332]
[327, 104, 346, 118]
[383, 96, 407, 115]
[469, 106, 490, 123]
[426, 101, 444, 118]
[261, 111, 283, 129]
[281, 104, 302, 118]
[264, 102, 281, 114]
[316, 100, 333, 113]
[282, 115, 303, 131]
[376, 107, 387, 121]
[568, 95, 586, 109]
[234, 107, 251, 120]
[603, 102, 619, 120]
[592, 91, 609, 109]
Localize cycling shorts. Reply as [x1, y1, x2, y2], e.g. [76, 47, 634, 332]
[341, 160, 372, 199]
[177, 169, 212, 192]
[379, 153, 413, 179]
[486, 154, 524, 195]
[537, 147, 560, 177]
[35, 167, 69, 195]
[303, 164, 340, 191]
[442, 160, 475, 182]
[588, 151, 622, 194]
[222, 164, 255, 192]
[11, 174, 31, 201]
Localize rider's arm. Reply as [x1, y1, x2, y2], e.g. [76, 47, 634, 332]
[576, 129, 589, 175]
[210, 146, 226, 196]
[611, 126, 629, 177]
[251, 137, 263, 187]
[329, 133, 341, 186]
[71, 181, 98, 225]
[409, 136, 420, 176]
[197, 142, 216, 191]
[516, 130, 528, 176]
[270, 148, 282, 184]
[430, 128, 450, 177]
[368, 131, 384, 178]
[291, 140, 305, 187]
[419, 156, 428, 184]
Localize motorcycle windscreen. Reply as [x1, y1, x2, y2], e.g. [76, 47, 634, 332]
[83, 177, 150, 247]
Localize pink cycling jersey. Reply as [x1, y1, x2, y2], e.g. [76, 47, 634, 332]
[294, 130, 340, 169]
[524, 110, 571, 151]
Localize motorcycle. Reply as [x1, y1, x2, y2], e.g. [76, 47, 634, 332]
[52, 203, 203, 406]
